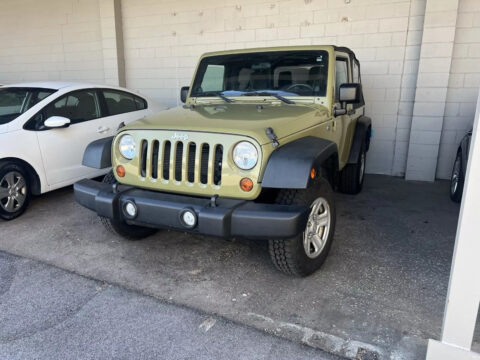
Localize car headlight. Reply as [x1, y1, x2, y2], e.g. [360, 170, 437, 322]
[119, 134, 136, 160]
[233, 141, 258, 170]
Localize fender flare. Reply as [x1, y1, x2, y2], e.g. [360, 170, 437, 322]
[261, 137, 338, 189]
[82, 136, 113, 169]
[347, 116, 372, 164]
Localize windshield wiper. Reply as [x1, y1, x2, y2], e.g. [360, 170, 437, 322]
[200, 91, 234, 103]
[241, 91, 295, 105]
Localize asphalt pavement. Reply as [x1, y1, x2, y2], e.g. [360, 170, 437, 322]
[1, 174, 477, 359]
[0, 251, 340, 360]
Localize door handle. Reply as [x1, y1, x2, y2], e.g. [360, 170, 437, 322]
[97, 126, 110, 134]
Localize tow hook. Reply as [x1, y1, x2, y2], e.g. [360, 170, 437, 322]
[210, 194, 219, 208]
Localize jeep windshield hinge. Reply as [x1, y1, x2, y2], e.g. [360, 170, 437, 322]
[266, 127, 279, 148]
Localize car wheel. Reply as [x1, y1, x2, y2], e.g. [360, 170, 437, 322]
[339, 141, 366, 195]
[268, 177, 336, 277]
[99, 171, 157, 240]
[0, 162, 31, 221]
[450, 151, 464, 203]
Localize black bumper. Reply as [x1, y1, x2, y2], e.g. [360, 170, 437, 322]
[74, 179, 309, 239]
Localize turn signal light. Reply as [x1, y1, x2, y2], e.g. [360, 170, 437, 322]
[116, 165, 126, 178]
[310, 168, 316, 179]
[240, 178, 254, 192]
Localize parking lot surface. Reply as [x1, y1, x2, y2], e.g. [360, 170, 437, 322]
[0, 174, 477, 359]
[0, 251, 338, 360]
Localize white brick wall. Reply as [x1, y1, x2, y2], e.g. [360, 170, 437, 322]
[0, 0, 105, 83]
[121, 0, 416, 175]
[405, 0, 459, 181]
[0, 0, 477, 180]
[436, 0, 480, 179]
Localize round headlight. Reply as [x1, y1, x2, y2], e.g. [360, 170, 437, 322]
[119, 134, 136, 160]
[233, 141, 258, 170]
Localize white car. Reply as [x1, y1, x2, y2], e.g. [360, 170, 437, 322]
[0, 81, 166, 220]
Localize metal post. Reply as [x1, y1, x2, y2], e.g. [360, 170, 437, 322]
[426, 89, 480, 359]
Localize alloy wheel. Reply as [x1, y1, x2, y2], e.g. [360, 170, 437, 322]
[303, 197, 331, 259]
[451, 156, 461, 195]
[0, 171, 27, 213]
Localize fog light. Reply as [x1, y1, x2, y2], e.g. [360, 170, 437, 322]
[180, 209, 197, 228]
[123, 200, 137, 219]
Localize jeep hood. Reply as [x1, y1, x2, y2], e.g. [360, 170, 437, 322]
[122, 103, 329, 145]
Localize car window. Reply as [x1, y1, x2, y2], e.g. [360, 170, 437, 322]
[134, 96, 147, 110]
[103, 90, 138, 116]
[353, 60, 360, 83]
[0, 87, 56, 125]
[200, 65, 225, 92]
[44, 90, 100, 125]
[335, 58, 349, 102]
[190, 50, 329, 98]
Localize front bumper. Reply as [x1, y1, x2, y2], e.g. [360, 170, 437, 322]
[74, 179, 309, 239]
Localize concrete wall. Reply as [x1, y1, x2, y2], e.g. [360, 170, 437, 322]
[0, 0, 478, 180]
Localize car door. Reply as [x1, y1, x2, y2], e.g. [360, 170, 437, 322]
[334, 54, 357, 167]
[34, 89, 114, 187]
[33, 88, 151, 187]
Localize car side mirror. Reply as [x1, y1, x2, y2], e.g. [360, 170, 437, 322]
[44, 116, 71, 129]
[180, 86, 190, 103]
[339, 83, 361, 104]
[334, 83, 362, 117]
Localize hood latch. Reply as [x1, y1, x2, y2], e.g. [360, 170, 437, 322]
[266, 127, 279, 148]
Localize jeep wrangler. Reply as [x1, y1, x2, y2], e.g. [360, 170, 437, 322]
[74, 46, 372, 276]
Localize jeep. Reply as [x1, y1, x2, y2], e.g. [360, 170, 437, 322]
[74, 45, 372, 276]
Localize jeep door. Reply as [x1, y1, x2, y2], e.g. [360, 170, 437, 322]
[334, 52, 361, 168]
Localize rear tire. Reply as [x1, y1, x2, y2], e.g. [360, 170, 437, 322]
[450, 151, 464, 203]
[339, 142, 366, 195]
[99, 171, 157, 240]
[0, 162, 31, 221]
[268, 178, 336, 277]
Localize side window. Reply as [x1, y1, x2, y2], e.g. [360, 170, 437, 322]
[200, 65, 225, 92]
[353, 60, 360, 83]
[24, 90, 54, 111]
[44, 90, 100, 125]
[103, 90, 137, 116]
[134, 95, 147, 110]
[335, 58, 349, 102]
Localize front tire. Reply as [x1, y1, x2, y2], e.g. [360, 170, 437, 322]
[450, 151, 464, 203]
[99, 171, 157, 240]
[339, 142, 366, 195]
[268, 178, 336, 277]
[0, 162, 30, 221]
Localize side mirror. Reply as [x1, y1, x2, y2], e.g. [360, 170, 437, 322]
[334, 83, 362, 117]
[339, 83, 361, 104]
[44, 116, 71, 128]
[180, 86, 190, 103]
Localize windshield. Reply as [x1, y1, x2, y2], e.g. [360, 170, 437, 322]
[0, 87, 56, 125]
[191, 50, 329, 99]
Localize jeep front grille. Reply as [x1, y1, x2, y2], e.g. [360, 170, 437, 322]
[139, 139, 223, 186]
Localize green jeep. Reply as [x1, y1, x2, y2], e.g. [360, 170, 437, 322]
[74, 45, 372, 276]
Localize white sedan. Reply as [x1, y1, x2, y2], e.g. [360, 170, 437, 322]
[0, 81, 166, 220]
